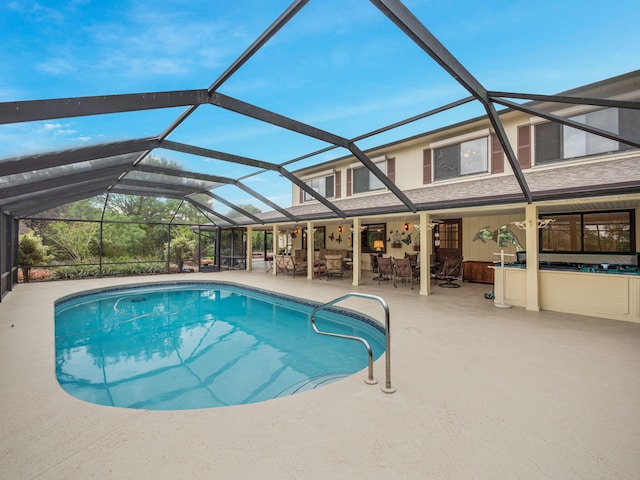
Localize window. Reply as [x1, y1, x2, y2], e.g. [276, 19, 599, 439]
[535, 107, 640, 164]
[434, 137, 488, 181]
[361, 223, 386, 254]
[352, 162, 386, 194]
[540, 211, 633, 253]
[439, 222, 459, 249]
[304, 175, 334, 201]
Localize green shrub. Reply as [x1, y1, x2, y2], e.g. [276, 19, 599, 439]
[101, 262, 166, 276]
[52, 265, 101, 280]
[18, 232, 50, 282]
[165, 236, 196, 271]
[51, 261, 167, 280]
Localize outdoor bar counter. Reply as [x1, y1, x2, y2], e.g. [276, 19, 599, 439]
[494, 262, 640, 323]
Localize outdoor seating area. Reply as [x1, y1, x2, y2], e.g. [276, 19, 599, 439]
[283, 249, 353, 281]
[367, 255, 420, 289]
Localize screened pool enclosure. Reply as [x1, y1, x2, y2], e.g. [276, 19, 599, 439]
[2, 0, 639, 300]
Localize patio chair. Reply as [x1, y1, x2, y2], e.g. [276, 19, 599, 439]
[369, 253, 381, 279]
[404, 252, 418, 267]
[275, 255, 288, 274]
[324, 254, 343, 281]
[429, 253, 440, 276]
[287, 256, 307, 278]
[293, 249, 306, 264]
[393, 257, 415, 289]
[435, 257, 463, 288]
[376, 257, 393, 285]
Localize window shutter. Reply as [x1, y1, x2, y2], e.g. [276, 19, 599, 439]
[517, 125, 531, 169]
[299, 186, 304, 204]
[386, 157, 395, 184]
[334, 171, 341, 199]
[490, 133, 504, 173]
[346, 169, 352, 196]
[422, 149, 432, 184]
[535, 122, 561, 164]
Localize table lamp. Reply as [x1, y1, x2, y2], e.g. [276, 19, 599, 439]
[373, 240, 384, 251]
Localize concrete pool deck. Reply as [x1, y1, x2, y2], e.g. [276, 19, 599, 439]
[1, 270, 639, 480]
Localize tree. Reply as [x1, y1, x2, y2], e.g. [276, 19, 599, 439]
[252, 231, 264, 252]
[28, 196, 105, 222]
[46, 221, 99, 262]
[166, 235, 196, 271]
[18, 232, 49, 282]
[226, 203, 262, 219]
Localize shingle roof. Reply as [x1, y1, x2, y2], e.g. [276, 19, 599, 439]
[250, 154, 640, 225]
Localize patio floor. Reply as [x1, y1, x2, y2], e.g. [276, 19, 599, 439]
[1, 268, 639, 479]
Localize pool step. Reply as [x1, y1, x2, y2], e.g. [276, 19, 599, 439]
[275, 373, 349, 397]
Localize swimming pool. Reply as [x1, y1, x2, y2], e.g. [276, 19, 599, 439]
[54, 281, 386, 410]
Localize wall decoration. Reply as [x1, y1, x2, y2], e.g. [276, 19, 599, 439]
[473, 225, 524, 251]
[388, 230, 403, 248]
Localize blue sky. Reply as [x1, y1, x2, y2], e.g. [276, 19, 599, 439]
[1, 0, 638, 209]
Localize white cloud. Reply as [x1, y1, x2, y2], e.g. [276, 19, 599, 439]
[8, 0, 65, 24]
[82, 6, 236, 81]
[0, 120, 97, 158]
[0, 86, 24, 102]
[40, 123, 76, 136]
[243, 176, 266, 183]
[36, 58, 76, 75]
[304, 83, 462, 127]
[55, 129, 77, 136]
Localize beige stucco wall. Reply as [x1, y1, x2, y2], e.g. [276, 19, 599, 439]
[493, 266, 527, 308]
[496, 266, 640, 323]
[291, 108, 533, 205]
[540, 270, 640, 322]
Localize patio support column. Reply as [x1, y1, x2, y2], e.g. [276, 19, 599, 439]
[419, 212, 432, 296]
[306, 221, 314, 280]
[351, 217, 361, 286]
[525, 204, 540, 311]
[272, 225, 278, 276]
[636, 207, 640, 250]
[246, 226, 253, 271]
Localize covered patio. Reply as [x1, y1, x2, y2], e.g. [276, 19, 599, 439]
[1, 269, 639, 479]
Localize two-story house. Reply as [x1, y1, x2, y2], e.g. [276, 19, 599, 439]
[267, 70, 640, 322]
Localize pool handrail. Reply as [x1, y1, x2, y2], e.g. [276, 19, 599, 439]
[310, 292, 395, 393]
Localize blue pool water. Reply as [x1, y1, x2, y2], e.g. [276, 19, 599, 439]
[54, 281, 385, 410]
